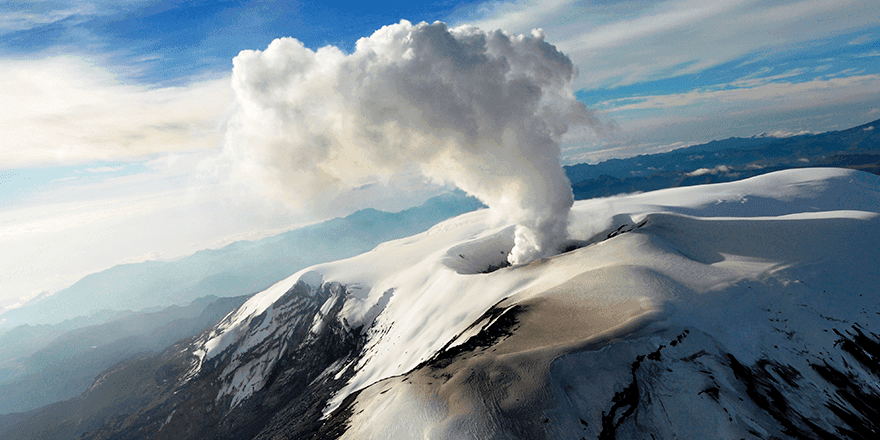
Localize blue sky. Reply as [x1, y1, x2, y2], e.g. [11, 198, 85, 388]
[1, 0, 879, 312]
[1, 1, 485, 84]
[3, 0, 878, 166]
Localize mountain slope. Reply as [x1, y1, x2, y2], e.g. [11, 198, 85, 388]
[4, 168, 878, 439]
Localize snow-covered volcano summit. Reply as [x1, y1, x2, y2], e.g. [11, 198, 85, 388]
[82, 168, 880, 439]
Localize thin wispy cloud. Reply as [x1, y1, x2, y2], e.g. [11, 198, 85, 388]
[728, 68, 809, 89]
[601, 74, 880, 112]
[0, 2, 96, 34]
[461, 0, 880, 90]
[0, 57, 231, 169]
[847, 34, 874, 45]
[85, 165, 125, 173]
[823, 68, 867, 78]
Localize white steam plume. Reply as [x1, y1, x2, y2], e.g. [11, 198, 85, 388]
[224, 20, 598, 265]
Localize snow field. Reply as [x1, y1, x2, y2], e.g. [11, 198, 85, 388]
[189, 168, 880, 434]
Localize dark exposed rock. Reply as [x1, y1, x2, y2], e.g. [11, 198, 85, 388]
[422, 301, 524, 370]
[598, 330, 689, 440]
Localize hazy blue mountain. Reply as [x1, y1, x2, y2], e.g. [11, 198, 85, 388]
[565, 136, 778, 182]
[0, 294, 249, 415]
[0, 192, 484, 330]
[0, 310, 136, 383]
[565, 118, 880, 199]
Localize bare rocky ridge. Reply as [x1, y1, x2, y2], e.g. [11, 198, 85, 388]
[79, 281, 365, 440]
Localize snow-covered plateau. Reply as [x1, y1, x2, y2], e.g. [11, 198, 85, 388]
[84, 168, 880, 439]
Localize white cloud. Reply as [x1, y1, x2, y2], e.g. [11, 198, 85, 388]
[0, 4, 94, 34]
[568, 73, 880, 162]
[459, 0, 880, 89]
[600, 74, 880, 112]
[457, 0, 580, 35]
[729, 68, 808, 88]
[85, 165, 125, 173]
[847, 34, 874, 45]
[686, 164, 730, 177]
[0, 1, 155, 35]
[0, 57, 232, 169]
[221, 21, 602, 264]
[564, 70, 880, 164]
[760, 129, 814, 138]
[826, 68, 866, 78]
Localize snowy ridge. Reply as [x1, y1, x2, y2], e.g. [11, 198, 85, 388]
[186, 275, 341, 408]
[185, 168, 880, 437]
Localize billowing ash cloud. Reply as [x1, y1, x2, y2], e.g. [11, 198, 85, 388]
[224, 20, 599, 265]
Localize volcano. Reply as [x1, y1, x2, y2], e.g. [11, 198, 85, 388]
[3, 167, 879, 440]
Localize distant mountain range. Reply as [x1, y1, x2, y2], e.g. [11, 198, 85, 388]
[0, 295, 249, 415]
[0, 192, 484, 330]
[565, 118, 879, 199]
